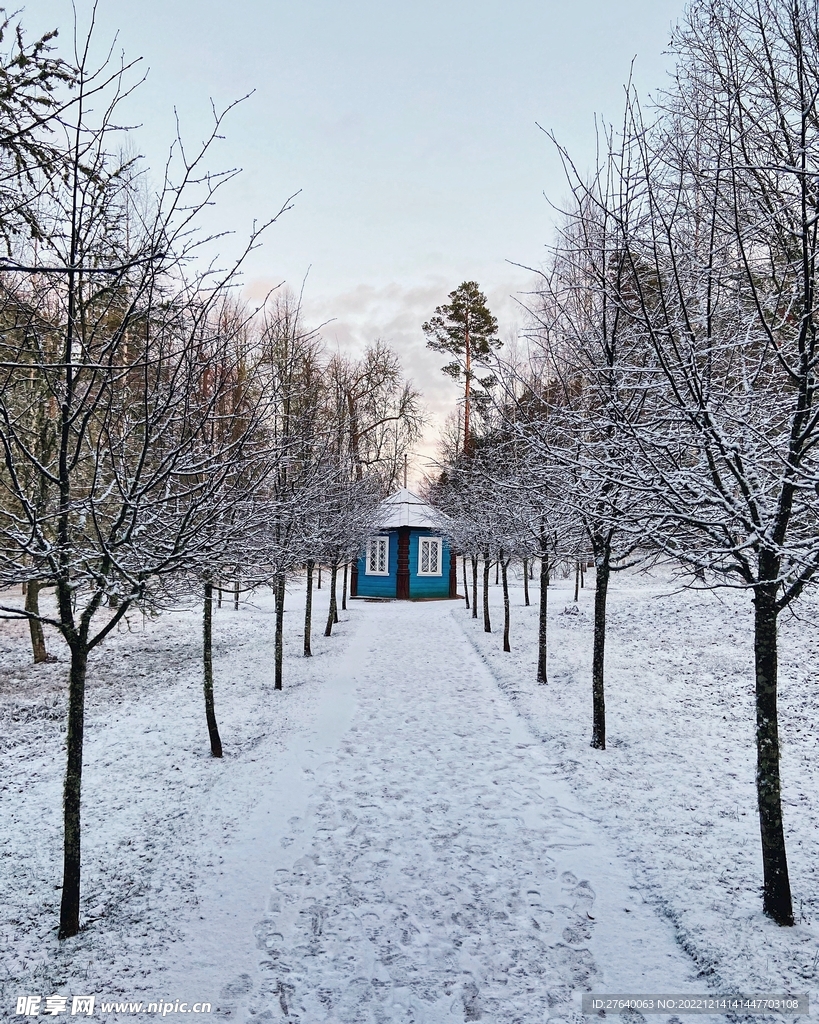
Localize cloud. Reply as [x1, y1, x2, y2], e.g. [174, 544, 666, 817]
[244, 270, 537, 482]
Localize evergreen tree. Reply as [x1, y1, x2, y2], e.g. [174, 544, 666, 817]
[422, 281, 500, 455]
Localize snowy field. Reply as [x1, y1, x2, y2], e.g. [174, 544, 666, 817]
[456, 567, 819, 1003]
[0, 568, 816, 1021]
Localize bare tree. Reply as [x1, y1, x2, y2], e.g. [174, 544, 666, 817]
[0, 28, 285, 939]
[327, 341, 424, 490]
[565, 0, 819, 925]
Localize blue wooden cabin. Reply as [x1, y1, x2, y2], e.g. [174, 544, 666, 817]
[350, 488, 457, 600]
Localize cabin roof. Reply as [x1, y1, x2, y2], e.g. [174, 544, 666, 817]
[374, 487, 447, 530]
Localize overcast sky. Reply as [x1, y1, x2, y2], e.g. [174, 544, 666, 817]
[28, 0, 684, 475]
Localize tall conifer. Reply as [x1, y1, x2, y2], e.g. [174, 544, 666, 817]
[423, 281, 500, 455]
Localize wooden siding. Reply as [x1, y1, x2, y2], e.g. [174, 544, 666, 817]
[356, 533, 398, 598]
[355, 528, 454, 599]
[408, 531, 452, 599]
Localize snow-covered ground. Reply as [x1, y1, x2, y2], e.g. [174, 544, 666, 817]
[455, 566, 819, 1005]
[0, 569, 815, 1021]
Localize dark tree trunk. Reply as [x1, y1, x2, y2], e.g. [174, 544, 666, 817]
[304, 560, 314, 657]
[580, 562, 585, 589]
[58, 643, 89, 937]
[342, 563, 348, 611]
[25, 581, 49, 663]
[203, 581, 223, 758]
[325, 564, 338, 636]
[317, 565, 322, 589]
[753, 582, 793, 925]
[275, 572, 285, 690]
[217, 585, 222, 609]
[574, 561, 580, 603]
[463, 556, 470, 610]
[471, 555, 478, 619]
[500, 555, 511, 652]
[233, 577, 240, 610]
[58, 643, 88, 939]
[591, 542, 609, 750]
[537, 556, 549, 684]
[495, 559, 499, 585]
[482, 551, 491, 633]
[522, 559, 530, 607]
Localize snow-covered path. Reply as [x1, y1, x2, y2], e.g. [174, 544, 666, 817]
[211, 600, 707, 1023]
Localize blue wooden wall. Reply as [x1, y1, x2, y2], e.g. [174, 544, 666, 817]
[355, 530, 399, 598]
[356, 529, 452, 599]
[408, 531, 452, 599]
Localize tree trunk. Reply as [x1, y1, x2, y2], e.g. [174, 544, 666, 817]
[25, 580, 49, 663]
[753, 583, 793, 925]
[522, 559, 530, 607]
[482, 551, 491, 633]
[233, 577, 240, 610]
[574, 561, 580, 603]
[471, 555, 478, 619]
[317, 565, 322, 589]
[464, 324, 471, 455]
[537, 556, 549, 684]
[325, 563, 338, 637]
[495, 559, 499, 586]
[58, 643, 88, 939]
[332, 561, 339, 623]
[217, 585, 222, 609]
[591, 542, 609, 750]
[500, 556, 511, 652]
[580, 562, 585, 589]
[342, 563, 348, 611]
[304, 560, 314, 657]
[203, 581, 223, 758]
[463, 556, 470, 610]
[275, 572, 285, 690]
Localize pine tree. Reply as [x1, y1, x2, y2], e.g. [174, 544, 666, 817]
[423, 281, 500, 455]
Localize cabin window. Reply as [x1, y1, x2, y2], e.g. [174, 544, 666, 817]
[366, 536, 390, 576]
[417, 537, 443, 576]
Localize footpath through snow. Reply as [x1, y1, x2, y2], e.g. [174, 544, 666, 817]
[166, 599, 715, 1022]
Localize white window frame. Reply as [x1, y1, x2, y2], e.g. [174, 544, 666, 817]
[365, 535, 390, 576]
[417, 536, 443, 577]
